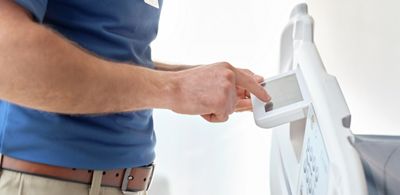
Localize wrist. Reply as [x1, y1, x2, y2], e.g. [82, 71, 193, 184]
[152, 70, 181, 110]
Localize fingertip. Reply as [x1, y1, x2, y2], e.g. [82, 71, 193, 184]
[266, 94, 272, 102]
[266, 90, 272, 101]
[256, 85, 271, 102]
[236, 71, 270, 102]
[259, 92, 271, 103]
[260, 95, 270, 103]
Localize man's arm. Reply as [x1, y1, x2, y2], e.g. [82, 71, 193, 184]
[0, 0, 176, 114]
[0, 0, 269, 121]
[154, 62, 264, 113]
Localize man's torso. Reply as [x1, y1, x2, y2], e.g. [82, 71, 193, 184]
[0, 0, 163, 169]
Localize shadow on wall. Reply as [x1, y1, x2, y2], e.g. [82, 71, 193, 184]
[148, 175, 171, 195]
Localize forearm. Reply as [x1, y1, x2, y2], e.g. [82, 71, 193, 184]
[0, 2, 175, 114]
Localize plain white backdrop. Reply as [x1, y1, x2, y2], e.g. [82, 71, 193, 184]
[148, 0, 400, 195]
[307, 0, 400, 135]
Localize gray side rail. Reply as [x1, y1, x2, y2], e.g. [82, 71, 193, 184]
[353, 135, 400, 195]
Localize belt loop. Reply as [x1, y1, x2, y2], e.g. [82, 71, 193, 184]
[89, 170, 103, 195]
[121, 168, 132, 195]
[146, 164, 155, 191]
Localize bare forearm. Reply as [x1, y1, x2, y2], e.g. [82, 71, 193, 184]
[0, 0, 270, 121]
[0, 1, 174, 114]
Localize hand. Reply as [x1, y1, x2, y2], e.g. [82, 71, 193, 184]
[234, 68, 265, 112]
[170, 62, 270, 122]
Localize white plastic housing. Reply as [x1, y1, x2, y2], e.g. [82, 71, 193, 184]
[253, 3, 368, 195]
[252, 70, 310, 129]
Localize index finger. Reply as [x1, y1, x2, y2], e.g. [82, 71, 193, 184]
[235, 69, 270, 102]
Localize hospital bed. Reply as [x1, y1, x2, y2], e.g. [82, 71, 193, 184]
[251, 3, 400, 195]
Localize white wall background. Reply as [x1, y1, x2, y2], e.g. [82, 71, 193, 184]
[306, 0, 400, 135]
[149, 0, 400, 195]
[149, 0, 302, 195]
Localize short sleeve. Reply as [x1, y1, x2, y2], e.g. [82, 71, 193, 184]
[14, 0, 48, 23]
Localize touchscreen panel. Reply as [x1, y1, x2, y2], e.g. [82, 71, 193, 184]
[263, 74, 303, 112]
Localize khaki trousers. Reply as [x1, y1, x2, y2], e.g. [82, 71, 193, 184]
[0, 170, 147, 195]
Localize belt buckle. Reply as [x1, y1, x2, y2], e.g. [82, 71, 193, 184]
[121, 164, 155, 195]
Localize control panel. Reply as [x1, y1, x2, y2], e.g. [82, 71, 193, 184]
[299, 106, 330, 195]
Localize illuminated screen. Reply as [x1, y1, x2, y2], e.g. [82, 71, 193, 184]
[263, 74, 303, 112]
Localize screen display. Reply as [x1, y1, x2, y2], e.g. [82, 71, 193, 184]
[263, 74, 303, 112]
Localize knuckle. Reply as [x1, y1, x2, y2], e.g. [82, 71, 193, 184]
[220, 62, 233, 69]
[222, 70, 235, 81]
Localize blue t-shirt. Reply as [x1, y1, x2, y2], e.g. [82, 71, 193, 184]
[0, 0, 162, 170]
